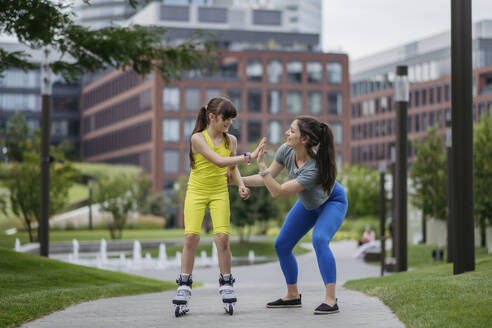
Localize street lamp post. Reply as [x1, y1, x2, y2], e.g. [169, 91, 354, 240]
[379, 161, 386, 277]
[390, 144, 396, 258]
[451, 0, 474, 274]
[88, 179, 93, 231]
[445, 117, 454, 263]
[40, 49, 52, 257]
[394, 65, 409, 272]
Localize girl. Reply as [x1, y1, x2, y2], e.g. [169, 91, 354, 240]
[172, 97, 266, 316]
[243, 116, 348, 315]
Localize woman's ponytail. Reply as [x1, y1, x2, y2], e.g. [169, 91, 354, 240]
[296, 117, 337, 194]
[317, 122, 337, 194]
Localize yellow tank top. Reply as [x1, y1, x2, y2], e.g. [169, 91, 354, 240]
[187, 129, 231, 192]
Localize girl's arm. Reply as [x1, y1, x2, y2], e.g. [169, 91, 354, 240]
[191, 133, 265, 168]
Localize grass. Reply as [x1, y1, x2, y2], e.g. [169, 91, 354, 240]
[141, 240, 311, 258]
[0, 248, 176, 328]
[344, 246, 492, 328]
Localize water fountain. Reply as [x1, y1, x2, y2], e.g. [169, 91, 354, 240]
[158, 243, 167, 263]
[248, 250, 255, 263]
[72, 239, 79, 262]
[14, 238, 21, 252]
[133, 240, 142, 263]
[100, 239, 107, 263]
[175, 251, 182, 266]
[212, 242, 218, 265]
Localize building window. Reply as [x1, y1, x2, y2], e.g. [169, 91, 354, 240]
[437, 109, 442, 127]
[229, 118, 241, 143]
[184, 149, 191, 173]
[268, 120, 282, 144]
[422, 88, 427, 106]
[163, 119, 180, 142]
[247, 120, 262, 143]
[227, 89, 241, 111]
[184, 118, 195, 141]
[415, 114, 420, 132]
[52, 120, 68, 136]
[478, 102, 485, 121]
[163, 87, 180, 111]
[206, 88, 221, 102]
[326, 62, 342, 84]
[267, 59, 283, 83]
[307, 61, 322, 83]
[287, 90, 302, 114]
[247, 58, 263, 82]
[408, 115, 413, 133]
[247, 89, 262, 113]
[429, 87, 435, 104]
[185, 87, 201, 111]
[287, 61, 302, 83]
[0, 93, 39, 111]
[268, 90, 282, 114]
[163, 149, 179, 173]
[330, 122, 342, 145]
[422, 112, 427, 130]
[429, 112, 435, 127]
[414, 89, 420, 107]
[445, 83, 450, 101]
[327, 92, 342, 115]
[308, 91, 322, 115]
[0, 69, 39, 88]
[437, 85, 442, 102]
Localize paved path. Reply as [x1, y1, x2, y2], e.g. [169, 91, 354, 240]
[23, 240, 404, 328]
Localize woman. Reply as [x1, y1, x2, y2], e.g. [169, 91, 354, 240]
[172, 97, 265, 316]
[243, 116, 348, 314]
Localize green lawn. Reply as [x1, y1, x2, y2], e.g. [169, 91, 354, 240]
[0, 249, 176, 328]
[345, 246, 492, 328]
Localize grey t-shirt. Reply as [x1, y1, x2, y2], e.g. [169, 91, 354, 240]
[274, 143, 330, 210]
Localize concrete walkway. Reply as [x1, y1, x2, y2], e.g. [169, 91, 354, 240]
[23, 240, 404, 328]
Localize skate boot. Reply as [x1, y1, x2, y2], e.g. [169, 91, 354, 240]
[219, 273, 237, 315]
[172, 274, 192, 317]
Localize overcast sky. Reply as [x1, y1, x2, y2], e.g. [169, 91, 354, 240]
[322, 0, 492, 60]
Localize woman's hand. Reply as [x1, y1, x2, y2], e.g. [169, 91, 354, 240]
[251, 137, 266, 160]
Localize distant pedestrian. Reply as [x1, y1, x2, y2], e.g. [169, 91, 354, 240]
[243, 116, 348, 314]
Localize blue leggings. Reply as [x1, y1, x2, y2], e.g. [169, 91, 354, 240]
[275, 181, 348, 285]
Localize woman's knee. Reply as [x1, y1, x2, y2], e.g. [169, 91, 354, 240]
[312, 232, 329, 252]
[275, 237, 293, 256]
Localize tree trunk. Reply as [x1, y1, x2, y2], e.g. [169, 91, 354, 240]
[422, 212, 427, 244]
[480, 217, 486, 247]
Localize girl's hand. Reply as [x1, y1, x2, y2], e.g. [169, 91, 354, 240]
[251, 137, 266, 160]
[257, 146, 266, 165]
[239, 186, 250, 200]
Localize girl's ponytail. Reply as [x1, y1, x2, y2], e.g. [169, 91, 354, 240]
[189, 106, 209, 168]
[317, 122, 337, 194]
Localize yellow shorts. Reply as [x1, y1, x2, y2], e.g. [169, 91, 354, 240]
[184, 189, 230, 235]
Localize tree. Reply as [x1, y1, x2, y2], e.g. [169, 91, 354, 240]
[0, 1, 214, 83]
[56, 140, 80, 162]
[3, 112, 29, 163]
[339, 164, 380, 218]
[94, 173, 138, 239]
[135, 175, 166, 221]
[6, 134, 79, 242]
[474, 116, 492, 247]
[409, 128, 447, 243]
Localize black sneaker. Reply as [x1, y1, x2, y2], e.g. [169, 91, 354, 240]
[313, 302, 339, 314]
[266, 294, 302, 308]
